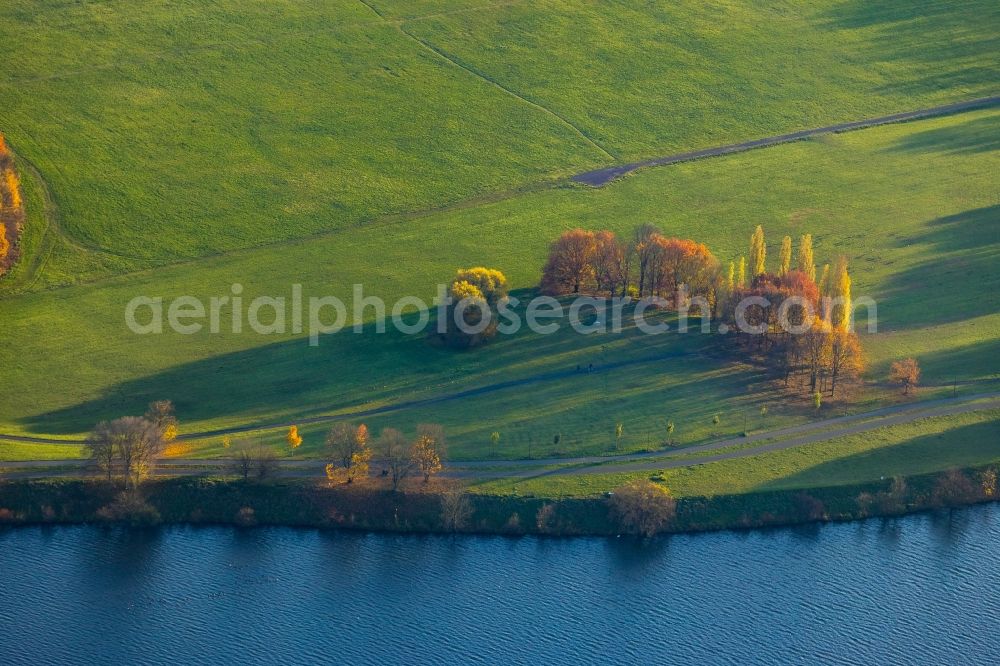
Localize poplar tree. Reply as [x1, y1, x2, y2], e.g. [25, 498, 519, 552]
[737, 256, 746, 288]
[797, 234, 816, 283]
[749, 225, 766, 277]
[829, 257, 852, 331]
[818, 263, 831, 296]
[778, 236, 792, 276]
[727, 261, 735, 291]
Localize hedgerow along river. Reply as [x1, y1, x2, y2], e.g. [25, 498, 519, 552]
[2, 505, 999, 664]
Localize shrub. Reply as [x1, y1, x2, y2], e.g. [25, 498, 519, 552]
[235, 506, 257, 527]
[536, 503, 557, 534]
[932, 469, 979, 507]
[96, 491, 161, 526]
[608, 479, 676, 537]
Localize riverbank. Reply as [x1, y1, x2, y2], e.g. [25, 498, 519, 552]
[0, 462, 996, 536]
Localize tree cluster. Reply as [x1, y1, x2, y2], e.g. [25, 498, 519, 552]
[325, 422, 447, 490]
[723, 227, 863, 397]
[84, 401, 180, 489]
[540, 225, 720, 307]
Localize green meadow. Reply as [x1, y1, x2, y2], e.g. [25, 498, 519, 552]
[0, 0, 996, 281]
[0, 1, 997, 488]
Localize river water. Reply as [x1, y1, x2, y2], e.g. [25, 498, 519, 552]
[2, 505, 999, 664]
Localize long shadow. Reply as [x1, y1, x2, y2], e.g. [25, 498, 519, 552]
[876, 205, 1000, 328]
[21, 298, 694, 435]
[820, 1, 999, 97]
[909, 338, 1000, 384]
[755, 419, 1000, 493]
[887, 115, 1000, 155]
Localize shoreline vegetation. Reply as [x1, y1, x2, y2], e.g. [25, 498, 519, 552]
[0, 461, 996, 538]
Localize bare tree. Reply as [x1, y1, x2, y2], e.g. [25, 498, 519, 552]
[86, 417, 164, 489]
[232, 445, 254, 482]
[144, 400, 178, 441]
[85, 422, 120, 482]
[440, 490, 473, 532]
[254, 447, 279, 481]
[117, 417, 164, 489]
[230, 443, 279, 483]
[378, 428, 412, 491]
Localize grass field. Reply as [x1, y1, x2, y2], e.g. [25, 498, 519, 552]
[0, 0, 996, 283]
[470, 409, 1000, 497]
[0, 1, 997, 470]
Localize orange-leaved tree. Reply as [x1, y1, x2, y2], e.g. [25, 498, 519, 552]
[540, 228, 597, 295]
[889, 358, 920, 395]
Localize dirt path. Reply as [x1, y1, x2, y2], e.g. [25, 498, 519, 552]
[3, 393, 997, 481]
[573, 95, 1000, 186]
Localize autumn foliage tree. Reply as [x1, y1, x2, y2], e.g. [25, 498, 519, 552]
[889, 358, 920, 395]
[724, 228, 863, 399]
[286, 425, 303, 449]
[442, 267, 509, 348]
[0, 133, 25, 275]
[539, 226, 720, 306]
[540, 229, 597, 295]
[749, 225, 766, 277]
[592, 230, 631, 297]
[826, 256, 853, 331]
[644, 236, 719, 304]
[797, 234, 815, 283]
[0, 225, 9, 267]
[411, 423, 446, 482]
[778, 235, 792, 276]
[326, 423, 371, 483]
[378, 428, 413, 491]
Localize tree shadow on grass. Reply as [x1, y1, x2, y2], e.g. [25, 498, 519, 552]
[755, 419, 1000, 494]
[20, 298, 692, 435]
[876, 205, 1000, 328]
[886, 115, 1000, 156]
[820, 1, 1000, 98]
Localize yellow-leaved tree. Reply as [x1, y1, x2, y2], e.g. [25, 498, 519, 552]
[442, 267, 509, 348]
[411, 423, 445, 483]
[797, 234, 816, 283]
[828, 257, 852, 331]
[749, 225, 766, 277]
[287, 425, 303, 449]
[778, 236, 792, 276]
